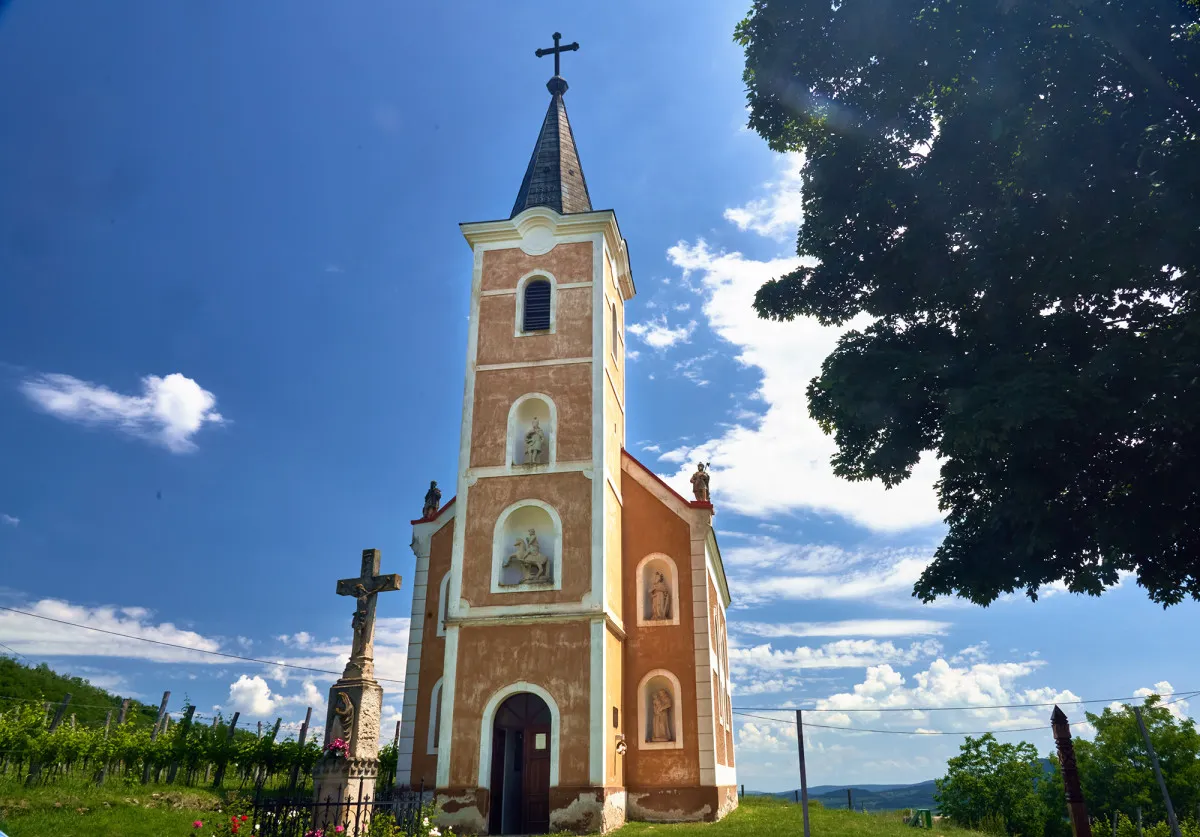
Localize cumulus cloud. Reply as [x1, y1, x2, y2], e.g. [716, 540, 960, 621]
[0, 598, 225, 664]
[723, 152, 806, 240]
[626, 317, 696, 350]
[19, 372, 225, 452]
[730, 639, 944, 676]
[0, 514, 17, 527]
[1133, 680, 1191, 721]
[227, 675, 324, 718]
[652, 160, 943, 531]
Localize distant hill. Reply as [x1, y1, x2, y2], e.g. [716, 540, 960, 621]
[754, 780, 939, 811]
[0, 657, 158, 728]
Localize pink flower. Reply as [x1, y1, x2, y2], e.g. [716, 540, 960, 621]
[336, 828, 345, 834]
[193, 821, 203, 829]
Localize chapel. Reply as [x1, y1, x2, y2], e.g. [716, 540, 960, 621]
[393, 37, 736, 834]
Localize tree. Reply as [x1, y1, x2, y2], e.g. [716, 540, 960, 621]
[1075, 695, 1200, 822]
[935, 733, 1050, 836]
[736, 0, 1200, 605]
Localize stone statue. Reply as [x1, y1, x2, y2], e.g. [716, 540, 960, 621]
[691, 462, 711, 502]
[650, 688, 674, 742]
[649, 571, 671, 620]
[329, 690, 354, 746]
[501, 527, 550, 583]
[524, 417, 548, 464]
[422, 480, 441, 519]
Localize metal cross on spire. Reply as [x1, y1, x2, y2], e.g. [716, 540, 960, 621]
[535, 31, 579, 78]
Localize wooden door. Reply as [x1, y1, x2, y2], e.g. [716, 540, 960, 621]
[488, 728, 506, 835]
[522, 724, 551, 833]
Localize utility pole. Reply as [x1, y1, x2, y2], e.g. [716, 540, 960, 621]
[795, 710, 811, 837]
[1133, 707, 1183, 837]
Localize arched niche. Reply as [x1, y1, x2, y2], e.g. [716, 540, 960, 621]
[635, 553, 680, 627]
[427, 677, 443, 755]
[507, 393, 556, 468]
[491, 500, 562, 593]
[638, 669, 684, 750]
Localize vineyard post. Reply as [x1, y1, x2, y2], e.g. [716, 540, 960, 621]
[213, 711, 240, 788]
[97, 709, 113, 785]
[117, 699, 130, 725]
[204, 715, 219, 783]
[26, 693, 71, 787]
[288, 706, 313, 792]
[166, 705, 196, 784]
[142, 690, 171, 785]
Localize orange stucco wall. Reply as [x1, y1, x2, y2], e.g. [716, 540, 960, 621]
[480, 241, 593, 292]
[448, 621, 593, 787]
[468, 364, 592, 469]
[604, 481, 622, 623]
[409, 520, 454, 787]
[459, 471, 592, 607]
[476, 286, 592, 366]
[619, 473, 700, 788]
[605, 626, 624, 788]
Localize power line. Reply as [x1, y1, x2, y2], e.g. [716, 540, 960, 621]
[0, 641, 29, 661]
[733, 709, 1051, 736]
[0, 605, 403, 685]
[734, 689, 1200, 714]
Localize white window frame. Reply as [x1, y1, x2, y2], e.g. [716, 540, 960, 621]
[514, 271, 557, 337]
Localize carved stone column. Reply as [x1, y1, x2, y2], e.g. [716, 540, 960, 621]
[312, 678, 385, 834]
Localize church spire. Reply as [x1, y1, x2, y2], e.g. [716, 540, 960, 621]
[510, 33, 593, 218]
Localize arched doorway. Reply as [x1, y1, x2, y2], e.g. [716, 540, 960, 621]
[487, 692, 552, 834]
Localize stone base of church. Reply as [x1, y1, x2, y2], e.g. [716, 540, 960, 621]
[626, 784, 739, 824]
[434, 784, 736, 834]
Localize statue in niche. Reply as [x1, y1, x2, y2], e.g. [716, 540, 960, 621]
[329, 691, 354, 747]
[524, 416, 548, 465]
[501, 527, 551, 584]
[650, 688, 674, 743]
[421, 480, 442, 519]
[691, 462, 711, 502]
[649, 570, 671, 620]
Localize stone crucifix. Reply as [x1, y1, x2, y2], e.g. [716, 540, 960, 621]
[335, 548, 402, 680]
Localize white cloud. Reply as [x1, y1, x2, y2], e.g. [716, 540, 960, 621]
[0, 514, 17, 527]
[227, 675, 324, 719]
[723, 152, 805, 240]
[19, 372, 225, 453]
[0, 598, 224, 664]
[626, 317, 696, 350]
[731, 639, 943, 676]
[1134, 681, 1191, 721]
[734, 619, 951, 640]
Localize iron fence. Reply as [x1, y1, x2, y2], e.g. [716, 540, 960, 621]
[252, 780, 428, 837]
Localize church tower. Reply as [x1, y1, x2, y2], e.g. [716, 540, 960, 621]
[396, 36, 736, 834]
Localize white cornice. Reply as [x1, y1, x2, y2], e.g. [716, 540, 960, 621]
[460, 207, 636, 300]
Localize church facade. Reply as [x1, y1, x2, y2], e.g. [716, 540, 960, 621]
[394, 56, 736, 835]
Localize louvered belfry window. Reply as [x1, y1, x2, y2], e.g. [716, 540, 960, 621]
[523, 279, 552, 332]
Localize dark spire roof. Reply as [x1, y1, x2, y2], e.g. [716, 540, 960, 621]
[510, 76, 593, 218]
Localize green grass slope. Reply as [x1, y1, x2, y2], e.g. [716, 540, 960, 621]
[0, 658, 158, 728]
[615, 796, 981, 837]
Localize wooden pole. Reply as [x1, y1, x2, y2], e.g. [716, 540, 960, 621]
[117, 699, 130, 725]
[1051, 706, 1093, 837]
[795, 710, 811, 837]
[1133, 707, 1183, 837]
[142, 691, 170, 784]
[1137, 807, 1143, 837]
[289, 707, 313, 792]
[393, 719, 401, 750]
[212, 711, 239, 788]
[26, 693, 71, 786]
[166, 705, 196, 783]
[848, 788, 853, 810]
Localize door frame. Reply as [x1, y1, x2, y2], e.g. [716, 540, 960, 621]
[477, 682, 561, 788]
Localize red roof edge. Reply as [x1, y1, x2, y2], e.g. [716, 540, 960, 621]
[620, 448, 713, 512]
[410, 495, 457, 526]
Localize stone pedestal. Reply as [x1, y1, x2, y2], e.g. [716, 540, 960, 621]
[313, 678, 384, 834]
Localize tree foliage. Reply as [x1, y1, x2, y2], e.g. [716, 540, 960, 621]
[1075, 696, 1200, 821]
[935, 734, 1050, 836]
[736, 0, 1200, 605]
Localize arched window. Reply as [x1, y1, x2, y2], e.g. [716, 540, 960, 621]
[436, 573, 450, 637]
[522, 279, 552, 332]
[610, 301, 619, 357]
[427, 678, 443, 755]
[638, 669, 684, 750]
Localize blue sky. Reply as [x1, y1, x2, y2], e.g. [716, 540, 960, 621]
[0, 0, 1196, 792]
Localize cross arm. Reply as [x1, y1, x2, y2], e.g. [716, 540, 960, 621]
[335, 574, 403, 596]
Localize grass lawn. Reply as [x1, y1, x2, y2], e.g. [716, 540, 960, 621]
[0, 777, 238, 837]
[614, 796, 983, 837]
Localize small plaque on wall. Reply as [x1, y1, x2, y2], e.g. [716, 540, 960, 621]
[535, 733, 547, 750]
